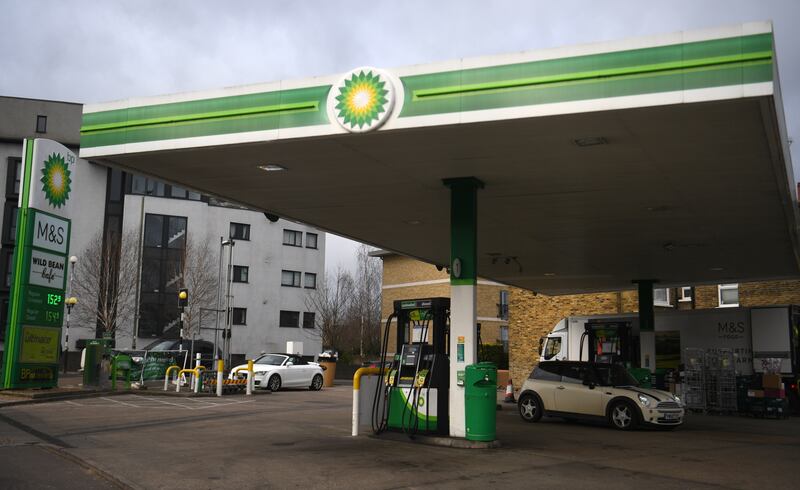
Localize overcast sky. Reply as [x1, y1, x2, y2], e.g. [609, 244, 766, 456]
[2, 0, 798, 272]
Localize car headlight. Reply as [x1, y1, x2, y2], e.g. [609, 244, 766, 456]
[673, 394, 682, 406]
[637, 394, 651, 407]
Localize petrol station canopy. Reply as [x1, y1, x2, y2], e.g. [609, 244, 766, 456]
[80, 21, 799, 295]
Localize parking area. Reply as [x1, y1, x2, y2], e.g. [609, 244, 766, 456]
[0, 385, 798, 489]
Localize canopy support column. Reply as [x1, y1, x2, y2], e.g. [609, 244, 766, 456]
[443, 177, 484, 438]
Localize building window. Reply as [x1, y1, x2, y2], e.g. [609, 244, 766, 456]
[654, 288, 671, 307]
[497, 290, 509, 320]
[36, 115, 47, 133]
[3, 203, 18, 244]
[138, 213, 187, 337]
[233, 266, 249, 283]
[718, 284, 739, 308]
[304, 272, 317, 289]
[283, 229, 302, 247]
[6, 158, 22, 196]
[232, 307, 247, 325]
[280, 310, 300, 328]
[281, 270, 301, 287]
[678, 286, 693, 302]
[500, 325, 509, 352]
[2, 250, 13, 288]
[303, 312, 316, 329]
[306, 233, 318, 249]
[230, 222, 250, 240]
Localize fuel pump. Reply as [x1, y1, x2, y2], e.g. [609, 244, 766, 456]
[580, 320, 636, 365]
[372, 297, 449, 437]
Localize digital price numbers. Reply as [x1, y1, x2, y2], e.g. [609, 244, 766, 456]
[47, 293, 63, 306]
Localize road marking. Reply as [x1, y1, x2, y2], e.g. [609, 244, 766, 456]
[141, 396, 196, 410]
[101, 397, 140, 408]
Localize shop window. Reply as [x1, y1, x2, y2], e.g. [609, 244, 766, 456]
[303, 312, 316, 329]
[281, 270, 301, 287]
[280, 310, 300, 328]
[283, 229, 302, 247]
[230, 222, 250, 241]
[718, 284, 739, 308]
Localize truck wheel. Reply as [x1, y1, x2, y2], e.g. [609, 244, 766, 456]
[518, 393, 543, 422]
[609, 401, 639, 430]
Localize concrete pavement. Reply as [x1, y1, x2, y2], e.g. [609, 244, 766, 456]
[0, 385, 797, 489]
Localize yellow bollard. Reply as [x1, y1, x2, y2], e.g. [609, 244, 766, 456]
[246, 359, 254, 395]
[216, 359, 224, 397]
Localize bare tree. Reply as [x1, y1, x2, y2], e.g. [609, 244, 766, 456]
[350, 245, 382, 358]
[304, 267, 354, 352]
[72, 229, 139, 339]
[178, 233, 218, 338]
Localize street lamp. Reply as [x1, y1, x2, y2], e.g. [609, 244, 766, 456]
[63, 255, 78, 373]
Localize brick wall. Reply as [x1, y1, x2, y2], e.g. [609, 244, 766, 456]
[379, 254, 509, 354]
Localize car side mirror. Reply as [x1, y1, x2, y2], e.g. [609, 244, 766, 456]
[286, 362, 294, 367]
[582, 379, 595, 389]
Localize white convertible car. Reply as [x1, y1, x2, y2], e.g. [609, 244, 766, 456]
[230, 353, 324, 391]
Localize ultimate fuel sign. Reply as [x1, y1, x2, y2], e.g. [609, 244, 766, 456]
[2, 139, 74, 389]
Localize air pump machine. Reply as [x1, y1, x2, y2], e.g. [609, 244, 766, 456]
[372, 297, 450, 437]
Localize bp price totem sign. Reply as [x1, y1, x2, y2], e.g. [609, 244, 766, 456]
[2, 139, 74, 389]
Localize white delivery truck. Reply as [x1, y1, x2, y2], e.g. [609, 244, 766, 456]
[539, 306, 799, 377]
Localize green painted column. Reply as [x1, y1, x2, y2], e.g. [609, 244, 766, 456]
[634, 279, 656, 371]
[443, 177, 483, 438]
[634, 280, 656, 332]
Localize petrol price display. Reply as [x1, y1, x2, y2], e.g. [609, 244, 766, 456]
[23, 286, 65, 327]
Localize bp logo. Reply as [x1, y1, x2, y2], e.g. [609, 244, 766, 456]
[329, 67, 397, 133]
[40, 153, 72, 208]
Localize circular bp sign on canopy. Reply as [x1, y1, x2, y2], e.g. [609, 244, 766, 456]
[328, 67, 397, 133]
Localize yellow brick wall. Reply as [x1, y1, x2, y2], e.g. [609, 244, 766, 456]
[378, 254, 509, 354]
[509, 288, 631, 385]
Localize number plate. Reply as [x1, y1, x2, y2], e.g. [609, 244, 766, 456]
[664, 412, 681, 420]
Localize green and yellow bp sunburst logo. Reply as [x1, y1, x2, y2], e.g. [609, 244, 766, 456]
[330, 67, 396, 132]
[40, 153, 72, 208]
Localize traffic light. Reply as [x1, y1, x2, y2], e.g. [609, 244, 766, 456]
[178, 288, 188, 308]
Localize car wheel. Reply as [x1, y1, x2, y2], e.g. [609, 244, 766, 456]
[267, 374, 282, 392]
[609, 401, 639, 430]
[310, 374, 323, 391]
[518, 393, 543, 423]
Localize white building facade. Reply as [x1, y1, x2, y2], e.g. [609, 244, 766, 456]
[1, 96, 324, 362]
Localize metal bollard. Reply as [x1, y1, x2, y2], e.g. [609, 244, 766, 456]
[216, 359, 224, 397]
[246, 360, 254, 395]
[194, 353, 202, 394]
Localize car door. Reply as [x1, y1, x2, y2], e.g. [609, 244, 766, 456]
[283, 356, 303, 386]
[531, 362, 563, 411]
[553, 363, 603, 416]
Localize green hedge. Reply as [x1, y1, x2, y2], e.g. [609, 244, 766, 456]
[479, 343, 509, 370]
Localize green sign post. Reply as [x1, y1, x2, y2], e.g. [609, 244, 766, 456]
[2, 138, 74, 389]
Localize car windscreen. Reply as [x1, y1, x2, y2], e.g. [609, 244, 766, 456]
[254, 354, 286, 366]
[143, 340, 176, 351]
[593, 364, 639, 387]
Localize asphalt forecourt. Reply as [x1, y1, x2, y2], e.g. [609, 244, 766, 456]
[0, 385, 797, 489]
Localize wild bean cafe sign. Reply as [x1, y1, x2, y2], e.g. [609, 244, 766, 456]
[2, 139, 74, 389]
